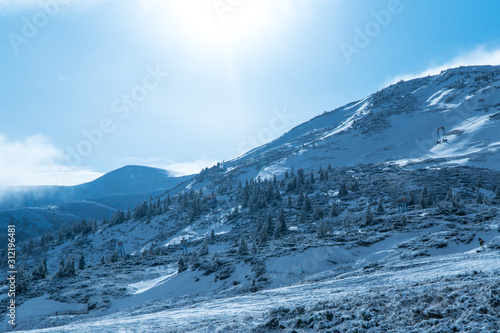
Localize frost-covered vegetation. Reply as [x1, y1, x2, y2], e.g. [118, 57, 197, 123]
[2, 65, 500, 332]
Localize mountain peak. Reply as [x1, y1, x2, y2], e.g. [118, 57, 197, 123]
[226, 65, 500, 181]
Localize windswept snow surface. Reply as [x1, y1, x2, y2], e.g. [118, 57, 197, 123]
[221, 65, 500, 183]
[16, 246, 500, 332]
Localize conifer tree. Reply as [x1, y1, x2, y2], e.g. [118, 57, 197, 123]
[178, 256, 187, 273]
[339, 181, 348, 197]
[350, 179, 359, 191]
[78, 254, 86, 270]
[342, 211, 351, 229]
[266, 214, 274, 236]
[304, 194, 312, 212]
[274, 209, 287, 238]
[476, 187, 485, 204]
[376, 198, 385, 214]
[299, 210, 306, 224]
[57, 257, 75, 278]
[32, 258, 47, 280]
[258, 224, 268, 244]
[190, 251, 200, 270]
[312, 207, 323, 220]
[419, 187, 433, 208]
[317, 219, 331, 238]
[445, 187, 454, 202]
[297, 192, 304, 209]
[365, 204, 374, 225]
[238, 236, 248, 255]
[330, 201, 339, 217]
[210, 229, 215, 243]
[495, 183, 500, 200]
[199, 237, 209, 256]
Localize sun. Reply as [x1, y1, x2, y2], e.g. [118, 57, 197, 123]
[154, 0, 276, 47]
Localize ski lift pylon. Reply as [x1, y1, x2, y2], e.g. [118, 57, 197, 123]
[436, 126, 447, 144]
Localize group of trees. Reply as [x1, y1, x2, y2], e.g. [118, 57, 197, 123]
[238, 176, 282, 212]
[23, 218, 99, 255]
[132, 196, 172, 221]
[18, 161, 500, 285]
[177, 190, 217, 221]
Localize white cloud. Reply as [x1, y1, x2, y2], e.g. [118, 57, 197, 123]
[164, 159, 218, 176]
[386, 46, 500, 86]
[0, 134, 101, 186]
[113, 156, 217, 177]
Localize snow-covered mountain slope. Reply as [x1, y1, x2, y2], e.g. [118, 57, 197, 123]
[5, 161, 500, 332]
[4, 65, 500, 332]
[0, 165, 193, 210]
[7, 203, 500, 332]
[0, 201, 117, 247]
[224, 65, 500, 182]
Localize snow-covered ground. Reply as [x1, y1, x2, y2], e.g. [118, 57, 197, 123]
[12, 231, 500, 332]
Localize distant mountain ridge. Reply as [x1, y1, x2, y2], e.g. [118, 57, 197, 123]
[0, 165, 193, 210]
[0, 165, 194, 243]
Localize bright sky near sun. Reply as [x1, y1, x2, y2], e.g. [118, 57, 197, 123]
[1, 0, 500, 186]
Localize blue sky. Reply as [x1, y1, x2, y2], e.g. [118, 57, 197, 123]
[1, 0, 500, 186]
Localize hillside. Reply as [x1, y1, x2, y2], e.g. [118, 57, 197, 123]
[223, 65, 500, 182]
[2, 65, 500, 332]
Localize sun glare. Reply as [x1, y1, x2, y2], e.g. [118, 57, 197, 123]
[159, 0, 275, 47]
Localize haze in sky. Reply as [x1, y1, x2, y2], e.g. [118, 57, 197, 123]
[1, 0, 500, 186]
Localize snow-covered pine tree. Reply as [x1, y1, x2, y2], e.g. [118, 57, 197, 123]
[199, 237, 209, 256]
[365, 204, 374, 225]
[178, 256, 187, 273]
[304, 194, 312, 212]
[445, 187, 454, 202]
[312, 207, 323, 220]
[400, 214, 407, 225]
[350, 179, 359, 192]
[32, 258, 47, 280]
[274, 209, 288, 238]
[190, 251, 200, 270]
[297, 191, 304, 209]
[275, 188, 282, 202]
[419, 187, 433, 208]
[57, 257, 75, 278]
[330, 201, 340, 218]
[476, 187, 485, 204]
[238, 236, 248, 255]
[258, 223, 268, 244]
[78, 254, 86, 270]
[299, 209, 307, 224]
[342, 211, 351, 229]
[376, 198, 385, 214]
[266, 214, 274, 236]
[317, 218, 330, 238]
[16, 265, 29, 294]
[339, 181, 348, 197]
